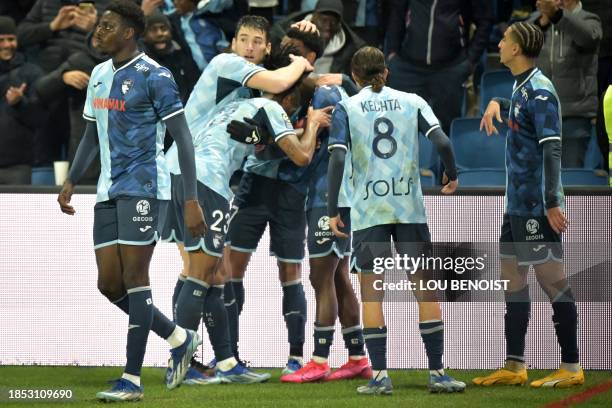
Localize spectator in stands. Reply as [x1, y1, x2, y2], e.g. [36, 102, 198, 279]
[530, 0, 602, 168]
[142, 11, 199, 103]
[248, 0, 278, 23]
[274, 0, 365, 75]
[141, 0, 176, 16]
[17, 0, 110, 72]
[0, 0, 37, 25]
[0, 17, 45, 185]
[582, 0, 611, 172]
[386, 0, 493, 133]
[34, 32, 106, 185]
[168, 0, 230, 71]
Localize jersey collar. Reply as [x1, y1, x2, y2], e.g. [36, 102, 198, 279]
[112, 52, 145, 73]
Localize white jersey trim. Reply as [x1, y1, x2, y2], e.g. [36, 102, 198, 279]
[539, 136, 561, 144]
[425, 124, 441, 138]
[273, 130, 296, 142]
[162, 108, 185, 121]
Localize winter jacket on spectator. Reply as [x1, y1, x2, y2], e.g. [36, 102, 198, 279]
[17, 0, 111, 71]
[386, 0, 493, 68]
[530, 3, 602, 117]
[582, 0, 611, 58]
[0, 52, 44, 167]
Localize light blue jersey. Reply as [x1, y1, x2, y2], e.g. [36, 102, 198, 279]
[194, 98, 295, 201]
[167, 52, 265, 173]
[328, 86, 440, 231]
[83, 53, 183, 203]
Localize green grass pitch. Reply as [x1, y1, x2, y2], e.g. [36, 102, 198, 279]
[0, 367, 611, 407]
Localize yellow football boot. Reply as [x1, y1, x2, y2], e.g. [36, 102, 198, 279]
[530, 368, 584, 388]
[473, 368, 528, 386]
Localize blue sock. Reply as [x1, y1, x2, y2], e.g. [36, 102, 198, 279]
[224, 282, 240, 359]
[175, 277, 208, 331]
[112, 294, 174, 340]
[505, 286, 530, 363]
[172, 276, 186, 322]
[231, 280, 244, 315]
[282, 281, 306, 357]
[363, 327, 387, 371]
[203, 286, 233, 361]
[342, 325, 366, 357]
[419, 320, 444, 370]
[125, 287, 154, 376]
[551, 288, 579, 363]
[313, 324, 334, 359]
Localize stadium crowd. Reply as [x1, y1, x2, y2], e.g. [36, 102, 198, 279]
[0, 0, 609, 185]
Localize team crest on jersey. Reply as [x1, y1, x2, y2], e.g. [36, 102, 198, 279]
[136, 200, 150, 215]
[212, 233, 224, 249]
[121, 79, 134, 95]
[514, 103, 520, 118]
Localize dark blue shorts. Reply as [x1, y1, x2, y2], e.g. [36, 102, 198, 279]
[499, 214, 563, 266]
[307, 207, 351, 259]
[93, 196, 167, 249]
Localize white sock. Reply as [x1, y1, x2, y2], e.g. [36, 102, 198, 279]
[372, 370, 388, 380]
[430, 369, 445, 377]
[166, 326, 187, 348]
[121, 373, 140, 387]
[217, 357, 238, 372]
[560, 362, 581, 373]
[289, 356, 303, 366]
[312, 356, 327, 364]
[349, 355, 366, 361]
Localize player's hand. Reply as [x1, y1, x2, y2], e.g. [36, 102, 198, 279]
[330, 215, 348, 239]
[546, 206, 568, 234]
[57, 180, 76, 215]
[441, 172, 458, 194]
[315, 73, 343, 87]
[184, 199, 207, 237]
[291, 20, 319, 34]
[227, 117, 271, 145]
[49, 6, 77, 31]
[290, 54, 314, 72]
[62, 70, 90, 90]
[5, 83, 27, 105]
[141, 0, 164, 15]
[307, 106, 333, 129]
[480, 100, 502, 136]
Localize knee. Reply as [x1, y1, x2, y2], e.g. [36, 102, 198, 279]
[279, 262, 301, 282]
[309, 270, 332, 293]
[97, 279, 124, 301]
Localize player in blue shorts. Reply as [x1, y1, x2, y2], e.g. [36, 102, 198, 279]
[56, 1, 205, 402]
[327, 46, 465, 395]
[473, 22, 583, 388]
[170, 45, 329, 384]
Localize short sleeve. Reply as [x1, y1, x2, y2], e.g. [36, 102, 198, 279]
[148, 67, 184, 121]
[530, 89, 561, 144]
[261, 101, 296, 142]
[219, 53, 266, 86]
[312, 86, 342, 110]
[328, 103, 349, 152]
[83, 72, 96, 122]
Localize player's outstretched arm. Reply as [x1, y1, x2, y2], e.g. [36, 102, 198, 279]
[543, 139, 567, 233]
[327, 148, 348, 238]
[58, 121, 99, 215]
[277, 106, 332, 166]
[165, 113, 207, 237]
[245, 55, 313, 94]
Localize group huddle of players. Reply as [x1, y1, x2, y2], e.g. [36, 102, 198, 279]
[57, 0, 584, 402]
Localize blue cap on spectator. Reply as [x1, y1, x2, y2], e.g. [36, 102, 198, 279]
[0, 16, 17, 35]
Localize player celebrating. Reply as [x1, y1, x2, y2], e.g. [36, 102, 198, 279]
[57, 1, 205, 402]
[327, 46, 465, 395]
[473, 22, 583, 388]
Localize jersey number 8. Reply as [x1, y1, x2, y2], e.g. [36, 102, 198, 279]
[372, 117, 397, 159]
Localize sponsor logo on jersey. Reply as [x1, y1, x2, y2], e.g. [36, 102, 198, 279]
[93, 97, 126, 112]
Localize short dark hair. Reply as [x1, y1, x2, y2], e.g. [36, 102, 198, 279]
[106, 0, 145, 38]
[285, 27, 325, 59]
[235, 15, 270, 42]
[265, 43, 306, 101]
[351, 46, 386, 92]
[510, 22, 544, 59]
